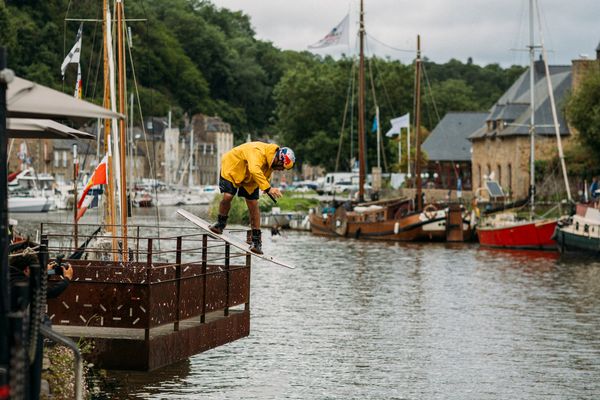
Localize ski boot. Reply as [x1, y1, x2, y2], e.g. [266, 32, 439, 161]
[209, 215, 228, 235]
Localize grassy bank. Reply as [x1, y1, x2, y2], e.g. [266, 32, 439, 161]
[209, 191, 320, 225]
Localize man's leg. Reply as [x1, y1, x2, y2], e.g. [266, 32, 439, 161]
[246, 199, 260, 230]
[243, 188, 263, 254]
[210, 177, 237, 234]
[210, 191, 234, 234]
[219, 193, 234, 217]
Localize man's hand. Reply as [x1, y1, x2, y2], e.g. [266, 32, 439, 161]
[62, 263, 74, 280]
[267, 187, 283, 199]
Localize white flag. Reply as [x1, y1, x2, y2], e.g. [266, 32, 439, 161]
[386, 113, 410, 137]
[61, 24, 83, 77]
[308, 14, 349, 49]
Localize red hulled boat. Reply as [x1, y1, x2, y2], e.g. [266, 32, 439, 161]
[476, 216, 557, 250]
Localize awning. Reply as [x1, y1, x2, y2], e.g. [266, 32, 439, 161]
[7, 76, 123, 121]
[6, 118, 95, 140]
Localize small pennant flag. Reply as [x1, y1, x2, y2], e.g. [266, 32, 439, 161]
[308, 14, 349, 49]
[61, 24, 83, 77]
[74, 64, 83, 98]
[371, 115, 378, 133]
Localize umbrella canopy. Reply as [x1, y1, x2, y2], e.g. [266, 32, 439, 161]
[6, 118, 95, 140]
[7, 76, 123, 121]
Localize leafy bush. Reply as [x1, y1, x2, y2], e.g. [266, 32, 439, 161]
[208, 194, 250, 224]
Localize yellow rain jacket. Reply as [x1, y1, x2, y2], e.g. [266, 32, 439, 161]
[220, 142, 280, 194]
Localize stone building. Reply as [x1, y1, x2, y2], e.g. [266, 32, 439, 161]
[422, 111, 487, 191]
[7, 138, 97, 183]
[469, 58, 573, 199]
[189, 114, 234, 186]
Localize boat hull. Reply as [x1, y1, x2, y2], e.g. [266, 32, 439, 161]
[477, 219, 557, 250]
[8, 196, 53, 212]
[554, 228, 600, 253]
[309, 211, 469, 242]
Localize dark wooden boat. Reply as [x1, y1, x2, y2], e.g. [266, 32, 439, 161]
[310, 198, 471, 242]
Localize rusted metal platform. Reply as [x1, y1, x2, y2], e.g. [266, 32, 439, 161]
[42, 223, 251, 371]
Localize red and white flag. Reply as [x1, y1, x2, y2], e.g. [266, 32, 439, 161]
[77, 154, 108, 213]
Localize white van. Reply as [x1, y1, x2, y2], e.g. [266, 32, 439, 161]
[318, 172, 370, 195]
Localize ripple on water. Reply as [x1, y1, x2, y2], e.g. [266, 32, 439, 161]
[14, 210, 600, 399]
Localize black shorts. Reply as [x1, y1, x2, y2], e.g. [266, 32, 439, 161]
[219, 176, 259, 200]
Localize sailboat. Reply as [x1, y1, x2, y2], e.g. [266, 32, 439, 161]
[476, 0, 572, 250]
[309, 1, 471, 242]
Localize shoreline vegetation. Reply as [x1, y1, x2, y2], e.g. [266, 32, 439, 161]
[208, 190, 320, 225]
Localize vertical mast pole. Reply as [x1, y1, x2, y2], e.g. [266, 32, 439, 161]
[528, 0, 536, 217]
[357, 0, 366, 202]
[117, 0, 128, 255]
[535, 0, 572, 202]
[103, 0, 118, 258]
[414, 35, 423, 212]
[0, 48, 11, 387]
[376, 106, 381, 169]
[73, 144, 78, 248]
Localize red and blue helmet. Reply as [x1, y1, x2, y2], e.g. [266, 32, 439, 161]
[278, 147, 295, 170]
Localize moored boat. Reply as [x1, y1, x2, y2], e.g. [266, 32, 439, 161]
[554, 203, 600, 253]
[477, 213, 557, 249]
[474, 0, 572, 249]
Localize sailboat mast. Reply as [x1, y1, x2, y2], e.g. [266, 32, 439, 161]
[414, 35, 423, 212]
[528, 0, 536, 216]
[103, 0, 117, 253]
[534, 0, 572, 202]
[357, 0, 366, 202]
[117, 0, 128, 253]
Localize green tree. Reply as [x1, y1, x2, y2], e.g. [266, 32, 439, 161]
[566, 69, 600, 155]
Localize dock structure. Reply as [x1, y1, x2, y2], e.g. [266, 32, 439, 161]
[41, 223, 251, 371]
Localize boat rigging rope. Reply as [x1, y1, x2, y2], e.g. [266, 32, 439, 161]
[126, 2, 162, 245]
[365, 52, 389, 172]
[335, 61, 356, 172]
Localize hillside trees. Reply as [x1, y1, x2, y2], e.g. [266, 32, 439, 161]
[1, 0, 526, 172]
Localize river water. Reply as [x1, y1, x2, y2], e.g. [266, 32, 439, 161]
[12, 207, 600, 399]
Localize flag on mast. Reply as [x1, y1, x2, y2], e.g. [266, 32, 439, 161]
[308, 14, 350, 49]
[386, 113, 410, 137]
[74, 63, 83, 99]
[61, 24, 83, 77]
[77, 154, 108, 210]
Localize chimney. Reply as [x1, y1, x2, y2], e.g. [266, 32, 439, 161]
[535, 54, 545, 76]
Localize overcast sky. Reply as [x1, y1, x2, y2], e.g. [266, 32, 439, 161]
[211, 0, 600, 67]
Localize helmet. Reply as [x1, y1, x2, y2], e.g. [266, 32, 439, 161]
[279, 147, 295, 170]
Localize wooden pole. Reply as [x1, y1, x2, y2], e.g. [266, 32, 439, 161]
[73, 144, 79, 249]
[414, 35, 423, 212]
[117, 0, 128, 256]
[357, 0, 366, 203]
[103, 0, 118, 260]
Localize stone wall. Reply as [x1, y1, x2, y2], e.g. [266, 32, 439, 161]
[470, 134, 573, 200]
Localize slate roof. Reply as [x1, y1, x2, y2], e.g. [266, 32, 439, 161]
[469, 60, 572, 140]
[422, 112, 488, 161]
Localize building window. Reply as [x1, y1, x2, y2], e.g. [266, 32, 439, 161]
[478, 165, 481, 187]
[486, 164, 491, 179]
[54, 151, 59, 167]
[497, 164, 502, 185]
[62, 151, 68, 168]
[508, 163, 512, 195]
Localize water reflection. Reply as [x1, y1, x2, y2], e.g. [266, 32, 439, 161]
[11, 209, 600, 399]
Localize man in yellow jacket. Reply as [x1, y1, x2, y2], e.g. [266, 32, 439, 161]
[209, 142, 296, 254]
